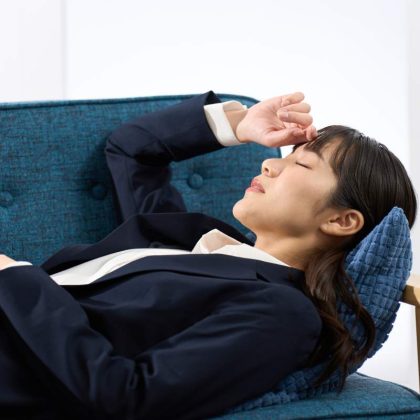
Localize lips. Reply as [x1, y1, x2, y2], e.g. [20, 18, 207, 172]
[249, 178, 265, 193]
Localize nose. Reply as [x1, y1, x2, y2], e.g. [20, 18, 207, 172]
[261, 158, 282, 177]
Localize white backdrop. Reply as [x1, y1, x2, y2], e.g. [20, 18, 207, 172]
[0, 0, 419, 392]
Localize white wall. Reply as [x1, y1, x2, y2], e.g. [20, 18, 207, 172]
[408, 0, 420, 275]
[0, 0, 64, 102]
[0, 0, 419, 393]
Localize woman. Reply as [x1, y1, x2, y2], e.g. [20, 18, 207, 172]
[0, 90, 417, 420]
[235, 117, 417, 390]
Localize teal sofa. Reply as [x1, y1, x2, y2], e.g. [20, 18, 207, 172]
[1, 92, 420, 419]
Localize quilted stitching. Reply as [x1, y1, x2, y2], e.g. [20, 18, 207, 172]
[226, 206, 412, 412]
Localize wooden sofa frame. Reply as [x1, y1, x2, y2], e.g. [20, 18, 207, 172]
[402, 273, 420, 388]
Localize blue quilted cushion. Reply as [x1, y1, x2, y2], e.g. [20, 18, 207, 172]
[224, 206, 412, 413]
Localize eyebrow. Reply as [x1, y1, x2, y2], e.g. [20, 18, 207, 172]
[291, 142, 325, 163]
[291, 143, 306, 153]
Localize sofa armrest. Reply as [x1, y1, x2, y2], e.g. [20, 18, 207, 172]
[402, 274, 420, 306]
[401, 274, 420, 388]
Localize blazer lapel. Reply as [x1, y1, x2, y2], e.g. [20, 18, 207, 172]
[64, 253, 259, 288]
[254, 259, 307, 289]
[40, 212, 254, 275]
[60, 254, 306, 290]
[39, 210, 306, 289]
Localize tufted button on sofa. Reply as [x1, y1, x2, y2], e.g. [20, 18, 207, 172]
[1, 93, 420, 419]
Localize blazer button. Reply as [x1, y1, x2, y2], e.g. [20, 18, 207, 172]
[187, 173, 203, 189]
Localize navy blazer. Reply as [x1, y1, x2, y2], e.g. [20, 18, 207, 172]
[0, 91, 322, 420]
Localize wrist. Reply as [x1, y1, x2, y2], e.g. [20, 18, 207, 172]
[225, 109, 248, 143]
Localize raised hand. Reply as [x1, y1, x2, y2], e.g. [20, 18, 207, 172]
[235, 92, 317, 147]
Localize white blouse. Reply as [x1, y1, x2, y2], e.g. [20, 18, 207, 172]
[49, 228, 288, 286]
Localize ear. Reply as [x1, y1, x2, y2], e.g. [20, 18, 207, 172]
[319, 209, 364, 237]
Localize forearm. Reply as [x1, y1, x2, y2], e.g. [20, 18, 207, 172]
[0, 265, 144, 417]
[0, 264, 320, 420]
[104, 90, 247, 220]
[1, 92, 250, 269]
[106, 90, 225, 163]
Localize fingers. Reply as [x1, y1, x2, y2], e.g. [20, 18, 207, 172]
[277, 110, 313, 128]
[306, 125, 318, 140]
[292, 125, 318, 141]
[268, 92, 305, 109]
[263, 128, 308, 147]
[280, 91, 305, 106]
[280, 102, 311, 113]
[258, 91, 317, 147]
[262, 125, 318, 148]
[272, 94, 313, 127]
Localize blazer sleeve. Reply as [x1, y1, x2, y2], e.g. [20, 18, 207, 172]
[105, 90, 226, 224]
[0, 265, 321, 420]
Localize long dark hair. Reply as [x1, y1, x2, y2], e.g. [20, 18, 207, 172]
[296, 125, 417, 392]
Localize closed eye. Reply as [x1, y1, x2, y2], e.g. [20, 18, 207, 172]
[296, 162, 310, 169]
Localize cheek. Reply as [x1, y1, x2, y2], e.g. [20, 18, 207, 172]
[271, 177, 327, 213]
[271, 176, 311, 202]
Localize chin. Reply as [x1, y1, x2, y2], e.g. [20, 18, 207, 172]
[232, 199, 243, 219]
[232, 200, 253, 231]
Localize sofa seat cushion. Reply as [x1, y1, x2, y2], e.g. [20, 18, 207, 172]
[210, 372, 420, 419]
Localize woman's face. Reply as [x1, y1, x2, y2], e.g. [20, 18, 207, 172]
[232, 141, 339, 240]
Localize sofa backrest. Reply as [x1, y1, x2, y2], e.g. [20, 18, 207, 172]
[0, 93, 280, 265]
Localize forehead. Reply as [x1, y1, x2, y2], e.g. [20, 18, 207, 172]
[291, 142, 326, 163]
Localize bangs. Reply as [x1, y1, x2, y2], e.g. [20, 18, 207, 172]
[301, 125, 362, 177]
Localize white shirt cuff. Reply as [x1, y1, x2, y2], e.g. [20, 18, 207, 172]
[204, 100, 248, 146]
[0, 261, 33, 271]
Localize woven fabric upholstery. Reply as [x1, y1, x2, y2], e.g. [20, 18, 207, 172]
[343, 206, 412, 358]
[223, 206, 413, 413]
[1, 94, 419, 418]
[211, 372, 420, 419]
[0, 93, 269, 265]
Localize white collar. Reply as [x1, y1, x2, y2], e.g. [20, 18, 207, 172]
[191, 229, 289, 267]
